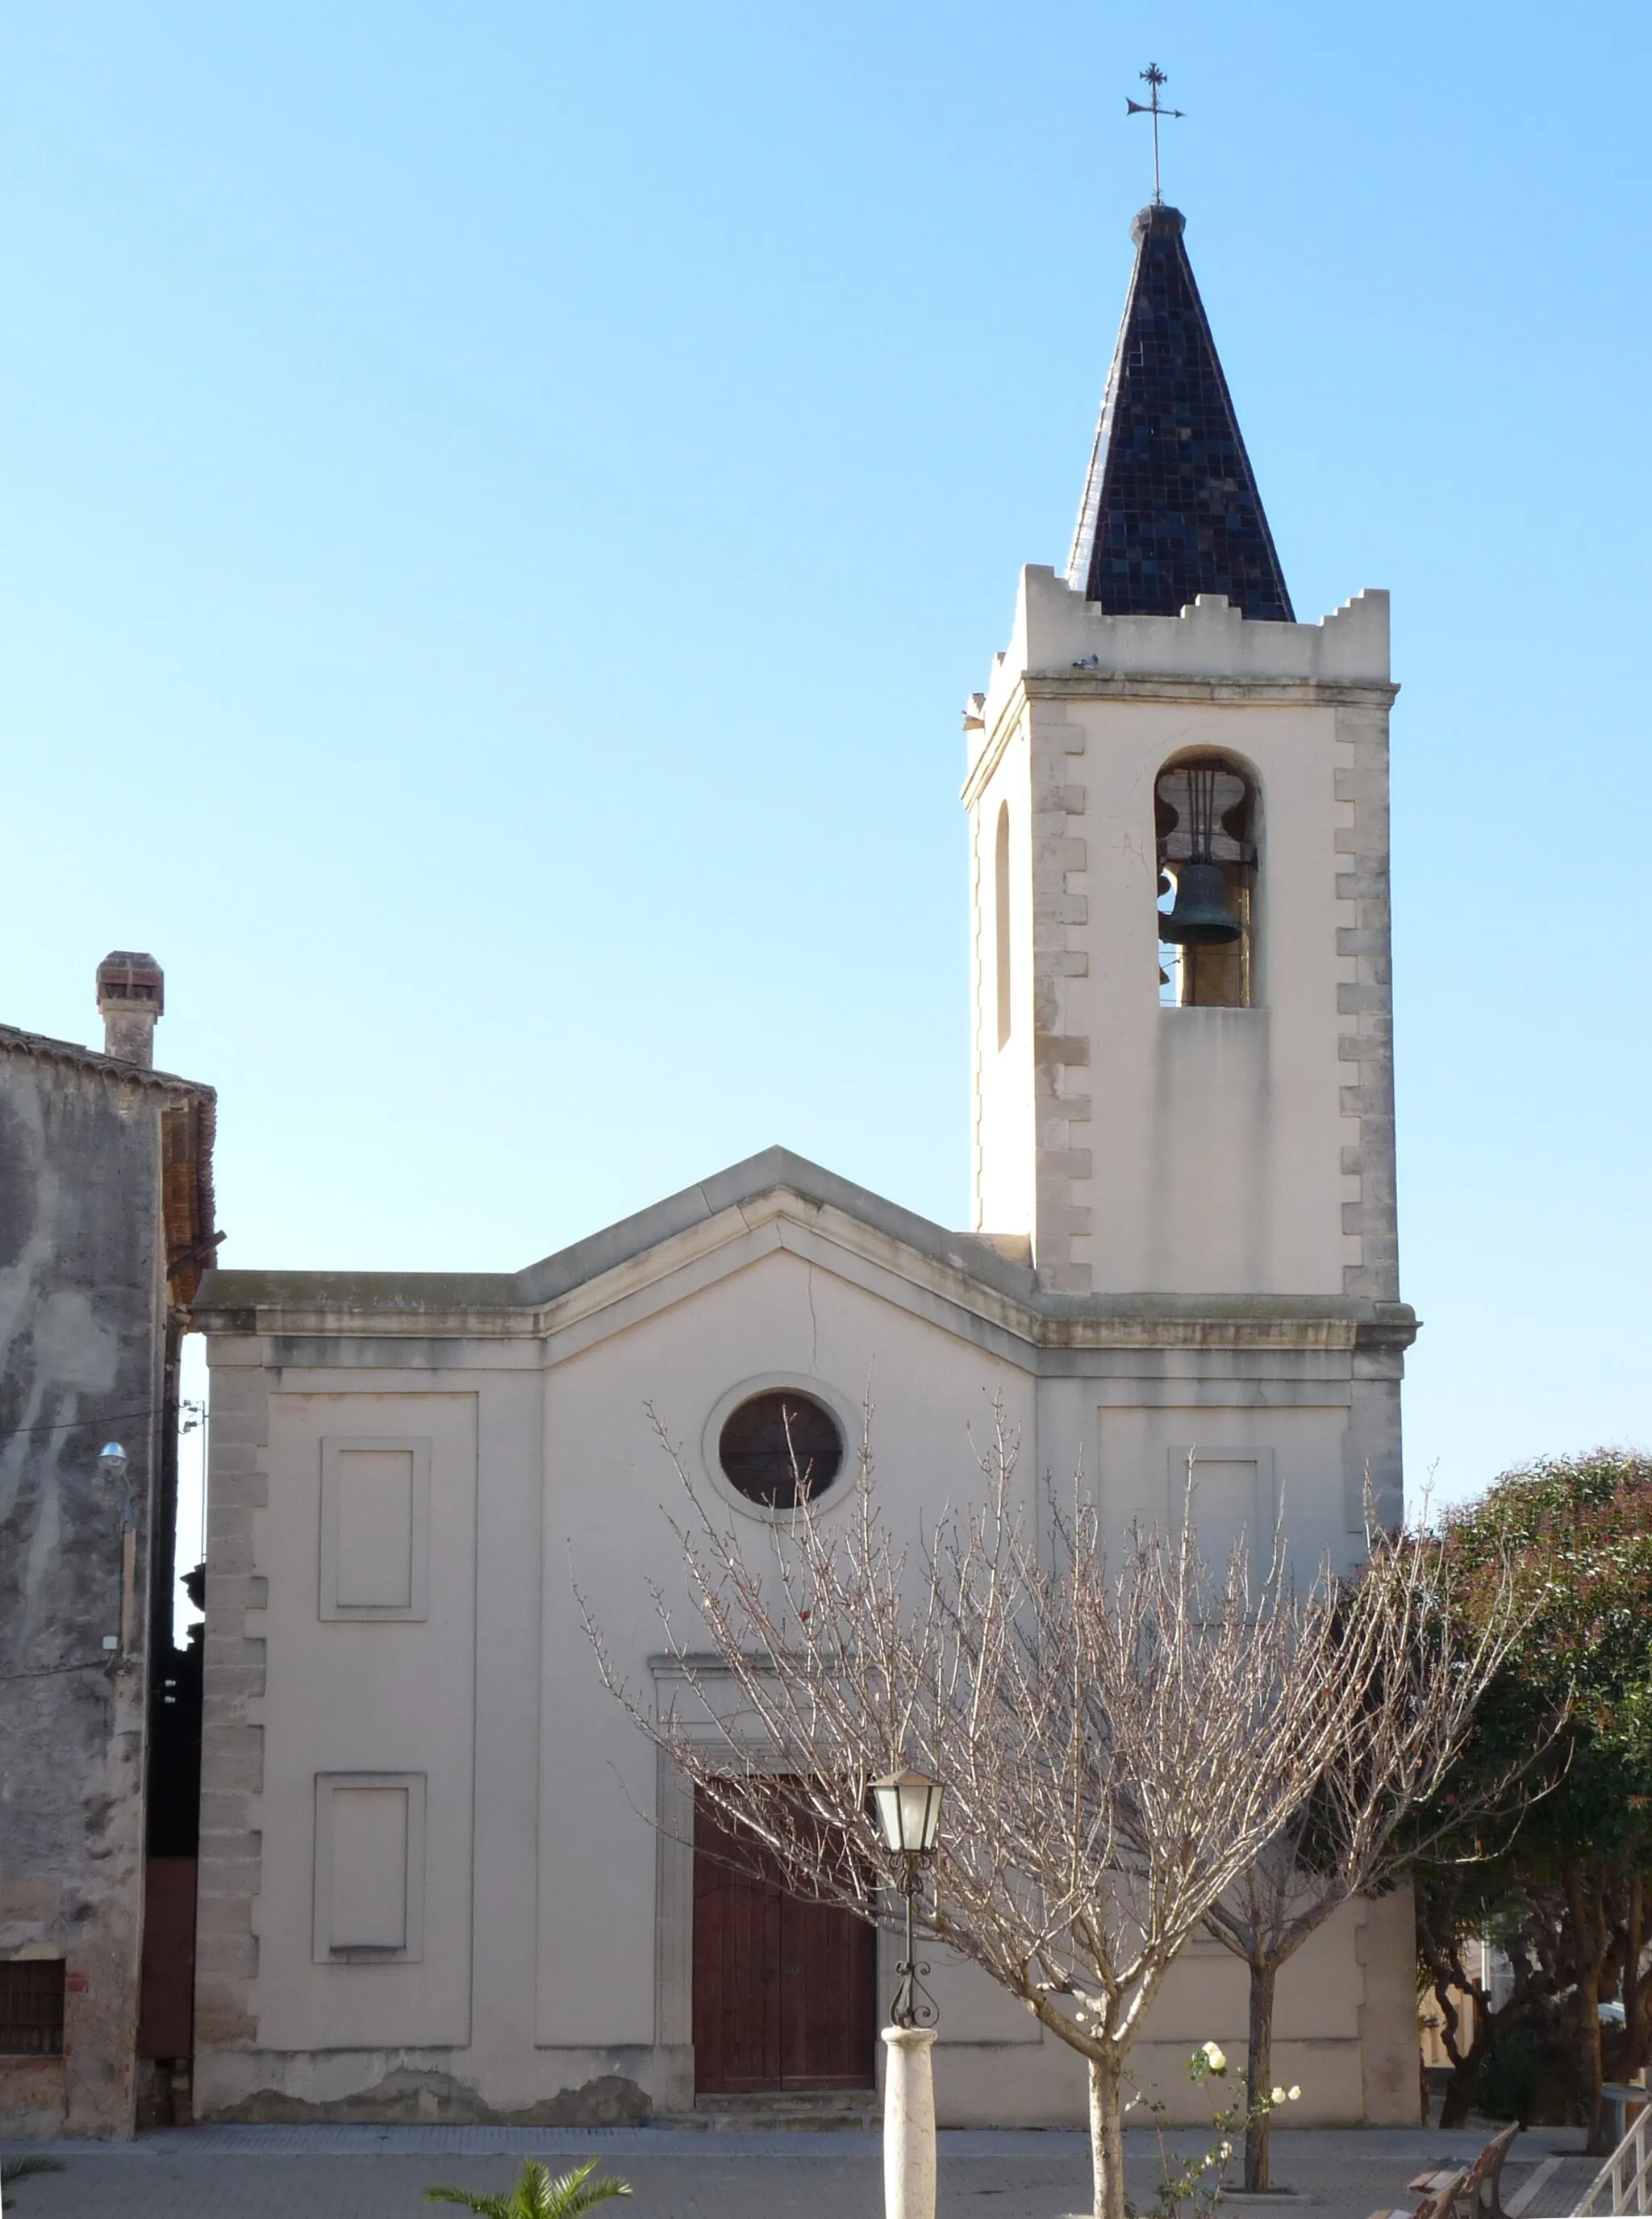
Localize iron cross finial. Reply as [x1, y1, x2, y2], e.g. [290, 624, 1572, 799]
[1125, 62, 1185, 206]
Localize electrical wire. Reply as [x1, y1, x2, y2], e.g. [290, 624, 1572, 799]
[0, 1657, 115, 1684]
[0, 1401, 204, 1442]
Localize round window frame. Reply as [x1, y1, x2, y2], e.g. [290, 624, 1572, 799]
[698, 1374, 859, 1526]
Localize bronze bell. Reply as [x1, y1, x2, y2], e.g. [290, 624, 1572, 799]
[1159, 860, 1241, 946]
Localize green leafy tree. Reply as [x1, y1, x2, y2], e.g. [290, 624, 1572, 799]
[1420, 1450, 1652, 2142]
[425, 2157, 633, 2219]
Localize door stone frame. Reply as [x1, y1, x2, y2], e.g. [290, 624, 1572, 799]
[648, 1657, 892, 2099]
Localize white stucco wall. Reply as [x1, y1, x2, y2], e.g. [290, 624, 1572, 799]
[193, 1182, 1416, 2128]
[966, 573, 1397, 1303]
[251, 1390, 478, 2054]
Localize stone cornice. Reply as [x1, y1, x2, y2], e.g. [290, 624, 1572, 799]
[962, 670, 1400, 807]
[1024, 670, 1400, 708]
[192, 1153, 1418, 1362]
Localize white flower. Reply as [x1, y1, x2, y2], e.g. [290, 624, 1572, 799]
[1271, 2087, 1286, 2103]
[1288, 2086, 1301, 2102]
[1218, 2142, 1233, 2160]
[1202, 2042, 1227, 2071]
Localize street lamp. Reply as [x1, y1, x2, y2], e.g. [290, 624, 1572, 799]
[872, 1767, 945, 2219]
[871, 1769, 944, 2029]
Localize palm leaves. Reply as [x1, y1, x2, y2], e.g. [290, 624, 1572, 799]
[425, 2156, 633, 2219]
[1, 2154, 69, 2195]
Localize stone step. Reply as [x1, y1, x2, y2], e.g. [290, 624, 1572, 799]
[682, 2094, 879, 2133]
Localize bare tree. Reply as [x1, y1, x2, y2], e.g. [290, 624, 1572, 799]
[583, 1408, 1390, 2219]
[1202, 1517, 1523, 2190]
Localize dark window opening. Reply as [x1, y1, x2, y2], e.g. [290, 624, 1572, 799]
[0, 1959, 66, 2056]
[719, 1392, 845, 1510]
[148, 1598, 203, 1856]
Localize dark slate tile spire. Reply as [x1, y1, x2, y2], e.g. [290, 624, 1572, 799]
[1066, 205, 1294, 621]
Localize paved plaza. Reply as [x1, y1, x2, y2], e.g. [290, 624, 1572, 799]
[0, 2125, 1600, 2219]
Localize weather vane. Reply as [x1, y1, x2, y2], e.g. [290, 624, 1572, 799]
[1126, 63, 1184, 206]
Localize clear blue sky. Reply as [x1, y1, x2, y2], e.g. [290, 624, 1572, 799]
[2, 1, 1647, 1524]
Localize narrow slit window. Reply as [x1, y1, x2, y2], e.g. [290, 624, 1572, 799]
[995, 802, 1012, 1048]
[1155, 755, 1257, 1008]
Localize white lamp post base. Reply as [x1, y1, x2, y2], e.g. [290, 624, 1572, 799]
[882, 2025, 938, 2219]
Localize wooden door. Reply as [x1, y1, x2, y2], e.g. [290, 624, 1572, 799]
[136, 1856, 197, 2060]
[692, 1794, 876, 2094]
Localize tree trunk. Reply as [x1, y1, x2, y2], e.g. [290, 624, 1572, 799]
[1621, 1877, 1650, 2084]
[1089, 2051, 1127, 2219]
[1583, 1951, 1609, 2151]
[1439, 2069, 1479, 2129]
[1566, 1862, 1612, 2152]
[1245, 1957, 1278, 2192]
[1425, 1958, 1490, 2129]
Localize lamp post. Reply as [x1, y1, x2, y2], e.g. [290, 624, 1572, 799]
[872, 1769, 944, 2219]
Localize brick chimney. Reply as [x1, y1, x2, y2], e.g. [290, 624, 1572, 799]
[96, 951, 164, 1066]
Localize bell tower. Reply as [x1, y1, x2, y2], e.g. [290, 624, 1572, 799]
[966, 204, 1400, 1326]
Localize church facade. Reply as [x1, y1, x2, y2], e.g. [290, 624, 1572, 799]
[190, 202, 1419, 2129]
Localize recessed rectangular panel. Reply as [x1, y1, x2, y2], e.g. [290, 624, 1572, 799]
[319, 1436, 430, 1620]
[331, 1787, 407, 1949]
[336, 1451, 415, 1608]
[312, 1772, 426, 1962]
[1167, 1446, 1279, 1585]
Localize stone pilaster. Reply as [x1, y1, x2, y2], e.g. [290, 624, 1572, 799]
[193, 1345, 269, 2067]
[1336, 704, 1400, 1303]
[1030, 707, 1093, 1293]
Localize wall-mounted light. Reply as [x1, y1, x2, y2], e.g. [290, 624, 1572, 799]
[98, 1441, 134, 1531]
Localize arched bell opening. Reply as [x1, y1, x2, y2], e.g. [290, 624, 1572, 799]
[1154, 752, 1259, 1008]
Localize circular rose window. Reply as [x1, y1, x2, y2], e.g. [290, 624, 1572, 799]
[717, 1391, 845, 1510]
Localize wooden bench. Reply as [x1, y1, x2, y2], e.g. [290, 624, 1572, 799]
[1369, 2167, 1468, 2219]
[1412, 2122, 1522, 2219]
[1369, 2123, 1523, 2219]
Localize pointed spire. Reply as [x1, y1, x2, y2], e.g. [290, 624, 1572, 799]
[1066, 206, 1294, 622]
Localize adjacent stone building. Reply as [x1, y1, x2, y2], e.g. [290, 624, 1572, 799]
[0, 958, 215, 2135]
[187, 202, 1419, 2129]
